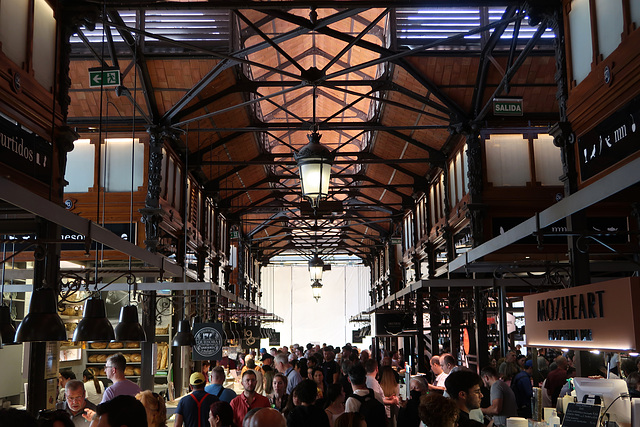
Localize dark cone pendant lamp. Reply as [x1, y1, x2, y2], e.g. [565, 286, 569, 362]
[114, 305, 146, 342]
[15, 287, 67, 342]
[73, 296, 115, 342]
[171, 319, 195, 346]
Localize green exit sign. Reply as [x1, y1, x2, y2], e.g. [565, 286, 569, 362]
[88, 68, 121, 88]
[493, 98, 523, 116]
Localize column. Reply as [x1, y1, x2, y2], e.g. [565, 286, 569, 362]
[140, 126, 171, 253]
[140, 288, 157, 391]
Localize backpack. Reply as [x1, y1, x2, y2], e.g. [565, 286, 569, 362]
[352, 388, 386, 427]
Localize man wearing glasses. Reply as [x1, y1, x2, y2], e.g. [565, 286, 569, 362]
[101, 353, 141, 403]
[56, 379, 97, 426]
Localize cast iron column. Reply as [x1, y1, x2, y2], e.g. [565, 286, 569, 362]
[140, 126, 168, 253]
[473, 286, 489, 372]
[140, 288, 157, 391]
[26, 219, 61, 415]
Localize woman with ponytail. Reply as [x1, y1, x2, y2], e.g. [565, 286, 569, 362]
[83, 368, 105, 404]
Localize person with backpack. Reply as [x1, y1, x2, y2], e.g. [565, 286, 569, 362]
[175, 372, 219, 427]
[205, 366, 237, 403]
[510, 360, 534, 418]
[286, 379, 330, 427]
[344, 364, 386, 427]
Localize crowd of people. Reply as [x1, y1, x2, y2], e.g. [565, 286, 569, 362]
[4, 343, 640, 427]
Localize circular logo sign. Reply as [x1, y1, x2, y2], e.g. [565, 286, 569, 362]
[194, 327, 223, 358]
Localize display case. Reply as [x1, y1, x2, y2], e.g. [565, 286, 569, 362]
[86, 342, 142, 383]
[154, 324, 171, 394]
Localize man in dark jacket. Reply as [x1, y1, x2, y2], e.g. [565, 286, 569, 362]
[511, 360, 534, 418]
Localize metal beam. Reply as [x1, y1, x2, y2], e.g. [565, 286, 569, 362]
[448, 156, 640, 272]
[0, 177, 187, 278]
[107, 10, 160, 123]
[471, 6, 517, 116]
[473, 17, 549, 123]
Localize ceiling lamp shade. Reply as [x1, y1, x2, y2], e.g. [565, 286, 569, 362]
[294, 131, 334, 208]
[311, 280, 323, 302]
[309, 254, 325, 281]
[114, 305, 146, 342]
[73, 297, 115, 342]
[0, 305, 16, 345]
[172, 319, 195, 347]
[15, 287, 67, 342]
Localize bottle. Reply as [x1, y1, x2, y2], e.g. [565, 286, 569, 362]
[547, 409, 561, 427]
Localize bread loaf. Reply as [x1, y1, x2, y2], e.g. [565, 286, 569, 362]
[90, 342, 107, 349]
[125, 342, 140, 349]
[160, 344, 168, 370]
[123, 354, 131, 362]
[97, 354, 107, 363]
[133, 368, 141, 375]
[124, 367, 134, 376]
[131, 353, 142, 362]
[155, 325, 169, 335]
[88, 354, 99, 363]
[108, 342, 123, 349]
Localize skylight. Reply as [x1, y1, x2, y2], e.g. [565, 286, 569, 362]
[396, 7, 555, 47]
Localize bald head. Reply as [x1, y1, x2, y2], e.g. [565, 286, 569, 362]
[555, 356, 568, 369]
[249, 408, 286, 427]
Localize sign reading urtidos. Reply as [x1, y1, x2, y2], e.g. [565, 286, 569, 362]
[537, 290, 605, 322]
[0, 115, 52, 183]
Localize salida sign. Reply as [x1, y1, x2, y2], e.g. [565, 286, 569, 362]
[493, 98, 523, 116]
[0, 115, 52, 183]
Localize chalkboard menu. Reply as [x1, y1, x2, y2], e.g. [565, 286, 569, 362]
[561, 402, 601, 427]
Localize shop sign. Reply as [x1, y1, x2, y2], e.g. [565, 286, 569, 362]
[372, 312, 413, 336]
[192, 322, 224, 361]
[60, 223, 135, 250]
[492, 217, 628, 245]
[88, 67, 121, 88]
[0, 114, 52, 184]
[240, 326, 261, 350]
[493, 98, 523, 116]
[269, 332, 280, 347]
[352, 330, 363, 344]
[523, 278, 640, 350]
[577, 95, 640, 181]
[3, 223, 135, 250]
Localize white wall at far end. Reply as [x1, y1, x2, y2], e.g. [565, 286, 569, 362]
[261, 265, 371, 349]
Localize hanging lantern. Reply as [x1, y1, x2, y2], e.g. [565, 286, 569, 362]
[308, 253, 325, 281]
[294, 131, 334, 208]
[311, 280, 323, 302]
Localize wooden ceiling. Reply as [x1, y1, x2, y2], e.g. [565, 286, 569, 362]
[65, 1, 560, 263]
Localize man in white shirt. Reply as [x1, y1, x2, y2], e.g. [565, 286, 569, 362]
[345, 364, 375, 412]
[428, 355, 448, 392]
[364, 359, 384, 403]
